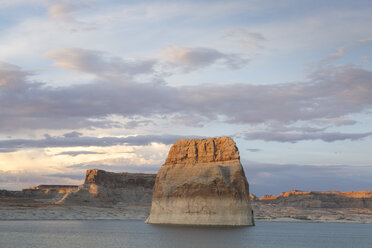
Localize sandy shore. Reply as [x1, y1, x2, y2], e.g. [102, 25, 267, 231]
[1, 204, 372, 223]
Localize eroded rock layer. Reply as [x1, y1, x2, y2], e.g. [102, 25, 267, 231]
[146, 137, 254, 226]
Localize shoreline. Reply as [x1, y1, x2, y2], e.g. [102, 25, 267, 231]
[1, 218, 371, 224]
[1, 205, 372, 224]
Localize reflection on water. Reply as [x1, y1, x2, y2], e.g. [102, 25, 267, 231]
[0, 220, 372, 248]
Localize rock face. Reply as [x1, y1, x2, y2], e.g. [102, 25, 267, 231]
[146, 137, 254, 226]
[260, 190, 372, 208]
[59, 169, 156, 206]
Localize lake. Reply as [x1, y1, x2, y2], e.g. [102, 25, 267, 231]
[0, 220, 371, 248]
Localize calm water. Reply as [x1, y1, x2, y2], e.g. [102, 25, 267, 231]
[0, 220, 371, 248]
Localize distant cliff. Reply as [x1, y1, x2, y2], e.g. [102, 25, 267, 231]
[23, 185, 79, 196]
[0, 185, 79, 200]
[259, 190, 372, 208]
[84, 169, 155, 189]
[59, 169, 156, 206]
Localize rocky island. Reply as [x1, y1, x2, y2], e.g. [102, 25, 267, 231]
[146, 137, 255, 226]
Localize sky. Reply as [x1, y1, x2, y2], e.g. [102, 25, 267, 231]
[0, 0, 372, 196]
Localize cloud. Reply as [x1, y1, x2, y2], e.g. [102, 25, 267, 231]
[0, 133, 200, 152]
[66, 163, 160, 174]
[161, 46, 249, 72]
[264, 121, 330, 133]
[0, 61, 30, 88]
[0, 170, 83, 190]
[47, 2, 96, 31]
[63, 131, 83, 138]
[0, 148, 17, 153]
[61, 141, 170, 172]
[1, 61, 372, 133]
[326, 118, 357, 126]
[48, 3, 78, 22]
[244, 131, 372, 143]
[123, 120, 155, 129]
[222, 28, 265, 49]
[246, 148, 262, 152]
[317, 47, 347, 66]
[44, 47, 156, 77]
[56, 151, 104, 157]
[358, 38, 372, 44]
[44, 172, 84, 181]
[171, 114, 206, 127]
[179, 65, 372, 125]
[325, 47, 346, 60]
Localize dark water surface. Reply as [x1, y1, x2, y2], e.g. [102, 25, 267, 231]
[0, 220, 371, 248]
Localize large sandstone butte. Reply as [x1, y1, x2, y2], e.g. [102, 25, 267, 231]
[146, 137, 255, 226]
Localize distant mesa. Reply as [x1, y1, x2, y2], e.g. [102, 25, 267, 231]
[145, 136, 255, 226]
[260, 190, 372, 208]
[260, 195, 279, 200]
[59, 169, 156, 206]
[25, 185, 78, 193]
[0, 185, 79, 199]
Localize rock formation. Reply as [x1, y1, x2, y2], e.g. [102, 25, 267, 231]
[59, 169, 156, 206]
[146, 137, 255, 226]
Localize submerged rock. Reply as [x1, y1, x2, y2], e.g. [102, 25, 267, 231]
[146, 137, 254, 226]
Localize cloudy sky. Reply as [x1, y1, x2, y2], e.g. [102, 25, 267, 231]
[0, 0, 372, 196]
